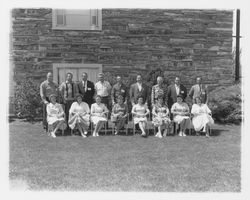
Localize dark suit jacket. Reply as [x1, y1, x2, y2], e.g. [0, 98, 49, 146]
[129, 83, 149, 105]
[165, 84, 187, 110]
[76, 80, 95, 106]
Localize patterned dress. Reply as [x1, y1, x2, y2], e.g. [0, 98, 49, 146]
[111, 103, 128, 122]
[191, 103, 214, 131]
[152, 104, 171, 128]
[151, 84, 166, 106]
[68, 102, 90, 129]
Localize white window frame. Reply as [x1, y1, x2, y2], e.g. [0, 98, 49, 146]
[52, 9, 102, 30]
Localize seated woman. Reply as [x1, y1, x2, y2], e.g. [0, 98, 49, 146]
[191, 96, 214, 137]
[171, 94, 191, 137]
[46, 94, 66, 138]
[131, 96, 150, 137]
[111, 95, 128, 135]
[90, 95, 109, 137]
[68, 94, 90, 138]
[152, 95, 171, 138]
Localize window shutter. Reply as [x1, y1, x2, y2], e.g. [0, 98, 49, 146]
[56, 9, 66, 26]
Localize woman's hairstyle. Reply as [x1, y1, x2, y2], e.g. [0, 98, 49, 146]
[136, 95, 144, 101]
[95, 95, 102, 99]
[176, 94, 183, 100]
[117, 95, 124, 101]
[75, 93, 83, 100]
[195, 96, 202, 103]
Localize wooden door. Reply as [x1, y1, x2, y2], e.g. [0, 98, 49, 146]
[53, 64, 102, 85]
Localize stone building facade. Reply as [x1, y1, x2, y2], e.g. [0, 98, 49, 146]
[11, 8, 234, 91]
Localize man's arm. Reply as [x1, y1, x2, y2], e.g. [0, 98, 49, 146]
[40, 82, 49, 104]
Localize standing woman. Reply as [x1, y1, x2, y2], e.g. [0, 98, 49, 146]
[68, 94, 90, 138]
[152, 95, 171, 138]
[111, 95, 128, 135]
[131, 96, 150, 137]
[171, 94, 190, 137]
[90, 95, 109, 137]
[191, 96, 214, 137]
[46, 94, 66, 138]
[151, 76, 167, 107]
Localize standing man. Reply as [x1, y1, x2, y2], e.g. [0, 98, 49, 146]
[188, 77, 208, 104]
[95, 73, 112, 111]
[165, 76, 187, 111]
[40, 72, 59, 133]
[77, 72, 95, 109]
[59, 72, 78, 131]
[130, 74, 149, 106]
[111, 75, 128, 106]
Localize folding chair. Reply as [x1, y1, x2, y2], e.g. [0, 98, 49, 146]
[132, 112, 150, 135]
[90, 113, 108, 135]
[173, 113, 192, 136]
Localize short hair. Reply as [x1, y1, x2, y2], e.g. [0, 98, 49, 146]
[75, 93, 83, 100]
[82, 72, 88, 76]
[137, 95, 144, 101]
[117, 95, 124, 101]
[95, 95, 102, 99]
[66, 72, 73, 77]
[194, 96, 202, 103]
[177, 94, 183, 99]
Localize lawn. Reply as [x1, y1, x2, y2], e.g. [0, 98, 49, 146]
[9, 119, 241, 192]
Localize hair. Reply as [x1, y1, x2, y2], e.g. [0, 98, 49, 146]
[177, 94, 183, 100]
[66, 72, 73, 77]
[194, 96, 202, 103]
[95, 95, 102, 99]
[117, 95, 124, 101]
[75, 94, 83, 101]
[137, 95, 144, 101]
[82, 72, 88, 76]
[157, 95, 164, 100]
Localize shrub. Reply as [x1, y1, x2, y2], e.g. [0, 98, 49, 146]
[208, 84, 242, 124]
[14, 78, 42, 120]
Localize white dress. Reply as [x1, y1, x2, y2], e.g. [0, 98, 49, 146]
[90, 103, 108, 125]
[46, 103, 66, 128]
[132, 104, 149, 124]
[171, 102, 190, 124]
[191, 103, 214, 131]
[68, 102, 90, 129]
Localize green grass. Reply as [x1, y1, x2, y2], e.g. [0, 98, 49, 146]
[9, 119, 241, 192]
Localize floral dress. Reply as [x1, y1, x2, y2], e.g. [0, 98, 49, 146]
[152, 104, 171, 128]
[111, 103, 128, 123]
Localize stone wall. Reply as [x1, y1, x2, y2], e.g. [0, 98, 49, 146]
[11, 8, 234, 90]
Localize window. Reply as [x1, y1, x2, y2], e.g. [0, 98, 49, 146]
[52, 9, 102, 30]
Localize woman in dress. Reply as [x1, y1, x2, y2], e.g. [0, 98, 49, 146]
[111, 95, 128, 135]
[152, 95, 171, 138]
[191, 96, 214, 137]
[131, 96, 150, 137]
[171, 94, 191, 137]
[151, 76, 166, 107]
[68, 94, 90, 138]
[46, 94, 66, 138]
[90, 95, 109, 137]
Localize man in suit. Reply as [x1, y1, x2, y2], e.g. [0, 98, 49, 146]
[188, 77, 208, 104]
[165, 76, 187, 111]
[130, 74, 149, 106]
[76, 72, 95, 109]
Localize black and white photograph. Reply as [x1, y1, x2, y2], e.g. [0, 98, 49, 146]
[2, 0, 250, 198]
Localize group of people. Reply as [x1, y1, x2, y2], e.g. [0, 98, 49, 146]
[40, 72, 214, 138]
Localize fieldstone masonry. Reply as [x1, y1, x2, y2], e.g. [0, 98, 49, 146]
[11, 8, 234, 90]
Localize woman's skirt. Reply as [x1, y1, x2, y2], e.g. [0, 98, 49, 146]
[68, 113, 90, 129]
[173, 115, 190, 124]
[153, 116, 171, 128]
[91, 115, 107, 125]
[134, 116, 147, 124]
[192, 114, 214, 131]
[47, 116, 66, 130]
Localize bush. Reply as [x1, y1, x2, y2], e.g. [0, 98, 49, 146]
[208, 84, 242, 124]
[14, 78, 42, 120]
